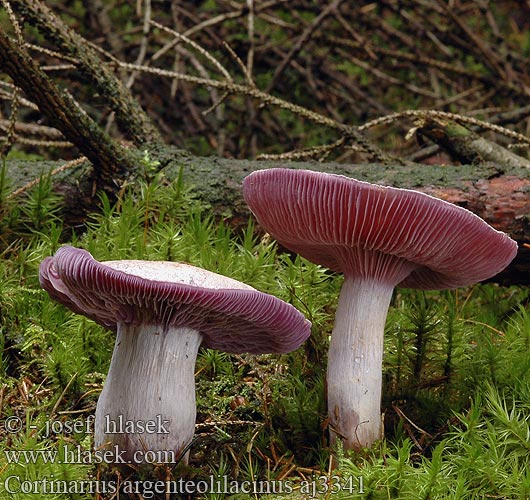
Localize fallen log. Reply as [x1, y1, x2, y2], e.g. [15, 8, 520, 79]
[416, 117, 530, 168]
[5, 149, 529, 285]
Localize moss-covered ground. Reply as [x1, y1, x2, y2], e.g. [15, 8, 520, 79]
[0, 167, 528, 499]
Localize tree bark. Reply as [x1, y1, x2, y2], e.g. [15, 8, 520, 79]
[5, 151, 529, 285]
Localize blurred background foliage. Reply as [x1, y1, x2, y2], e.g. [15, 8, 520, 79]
[1, 0, 530, 164]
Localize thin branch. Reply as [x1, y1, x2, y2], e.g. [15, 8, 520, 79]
[0, 120, 64, 139]
[118, 62, 395, 163]
[246, 0, 255, 80]
[360, 110, 530, 146]
[0, 26, 138, 187]
[223, 42, 253, 86]
[152, 1, 283, 62]
[8, 0, 163, 146]
[105, 0, 153, 135]
[25, 43, 79, 64]
[126, 0, 152, 91]
[0, 87, 19, 157]
[415, 117, 530, 168]
[0, 83, 39, 110]
[7, 156, 87, 199]
[151, 20, 232, 82]
[0, 0, 23, 42]
[245, 0, 257, 159]
[265, 0, 344, 93]
[257, 137, 348, 161]
[0, 136, 72, 149]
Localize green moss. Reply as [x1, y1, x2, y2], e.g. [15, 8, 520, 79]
[0, 172, 528, 498]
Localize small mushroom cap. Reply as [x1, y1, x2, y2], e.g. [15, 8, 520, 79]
[243, 168, 518, 289]
[39, 246, 311, 354]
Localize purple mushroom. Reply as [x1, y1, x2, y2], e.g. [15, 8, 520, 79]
[39, 246, 311, 465]
[243, 168, 518, 451]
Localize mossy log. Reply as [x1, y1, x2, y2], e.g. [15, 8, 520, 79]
[5, 148, 529, 286]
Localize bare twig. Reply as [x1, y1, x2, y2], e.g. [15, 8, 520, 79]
[257, 137, 348, 161]
[8, 0, 163, 145]
[0, 87, 20, 157]
[265, 0, 344, 93]
[361, 109, 530, 146]
[0, 27, 136, 186]
[0, 120, 64, 139]
[118, 62, 394, 163]
[1, 0, 23, 42]
[7, 156, 87, 199]
[152, 20, 232, 82]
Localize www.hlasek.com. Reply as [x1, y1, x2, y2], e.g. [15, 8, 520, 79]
[4, 444, 176, 466]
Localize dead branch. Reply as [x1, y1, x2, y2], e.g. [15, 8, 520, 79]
[414, 118, 530, 168]
[0, 26, 135, 188]
[265, 0, 344, 93]
[117, 61, 396, 164]
[4, 153, 529, 285]
[8, 0, 163, 146]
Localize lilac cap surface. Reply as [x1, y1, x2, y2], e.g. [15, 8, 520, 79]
[243, 168, 518, 289]
[39, 246, 311, 354]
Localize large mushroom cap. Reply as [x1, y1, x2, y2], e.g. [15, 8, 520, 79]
[39, 246, 311, 354]
[243, 168, 518, 289]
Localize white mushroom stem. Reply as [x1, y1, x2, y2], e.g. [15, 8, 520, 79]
[95, 323, 202, 466]
[327, 277, 395, 450]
